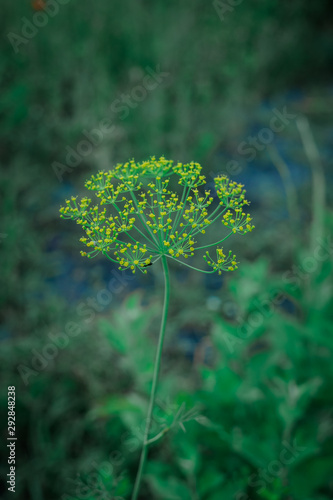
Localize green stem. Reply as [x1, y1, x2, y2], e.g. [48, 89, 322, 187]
[173, 183, 191, 229]
[296, 116, 326, 253]
[131, 224, 159, 251]
[145, 426, 171, 446]
[194, 231, 232, 250]
[267, 145, 300, 255]
[167, 256, 215, 274]
[102, 252, 119, 264]
[130, 191, 159, 246]
[131, 255, 170, 500]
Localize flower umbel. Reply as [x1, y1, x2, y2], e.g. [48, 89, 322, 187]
[60, 156, 254, 273]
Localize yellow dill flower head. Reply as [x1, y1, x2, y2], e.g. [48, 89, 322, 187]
[60, 157, 254, 274]
[204, 248, 239, 275]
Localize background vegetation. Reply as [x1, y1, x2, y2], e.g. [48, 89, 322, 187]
[1, 0, 333, 498]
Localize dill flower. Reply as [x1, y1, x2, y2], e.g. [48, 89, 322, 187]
[59, 155, 254, 500]
[60, 156, 254, 274]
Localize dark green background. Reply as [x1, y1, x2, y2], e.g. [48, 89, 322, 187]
[1, 1, 333, 499]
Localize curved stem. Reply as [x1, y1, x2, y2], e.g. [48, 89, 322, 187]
[131, 255, 170, 500]
[194, 231, 232, 250]
[102, 251, 119, 264]
[145, 426, 171, 446]
[167, 255, 215, 274]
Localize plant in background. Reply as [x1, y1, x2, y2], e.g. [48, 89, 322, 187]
[60, 156, 254, 499]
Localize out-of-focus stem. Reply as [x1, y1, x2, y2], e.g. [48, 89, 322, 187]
[268, 144, 300, 253]
[296, 116, 326, 252]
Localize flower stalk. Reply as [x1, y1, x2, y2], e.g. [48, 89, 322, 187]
[60, 156, 254, 498]
[131, 255, 170, 500]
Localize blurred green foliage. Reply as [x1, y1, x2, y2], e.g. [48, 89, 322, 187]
[1, 0, 333, 499]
